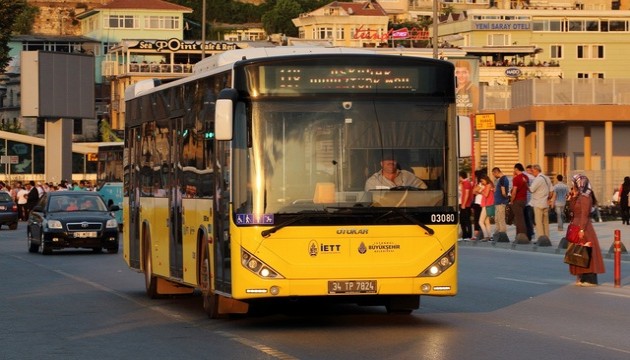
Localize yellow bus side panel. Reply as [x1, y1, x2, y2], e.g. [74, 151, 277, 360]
[140, 197, 171, 277]
[180, 198, 213, 286]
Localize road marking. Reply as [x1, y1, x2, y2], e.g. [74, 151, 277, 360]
[596, 291, 630, 299]
[215, 331, 299, 360]
[495, 276, 548, 285]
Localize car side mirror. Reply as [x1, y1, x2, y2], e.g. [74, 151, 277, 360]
[32, 205, 43, 212]
[109, 205, 120, 212]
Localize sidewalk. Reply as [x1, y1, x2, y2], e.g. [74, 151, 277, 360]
[458, 219, 630, 261]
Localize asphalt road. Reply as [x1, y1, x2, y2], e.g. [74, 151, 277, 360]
[1, 222, 629, 360]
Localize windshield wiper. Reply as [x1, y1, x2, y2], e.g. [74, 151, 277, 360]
[261, 211, 330, 238]
[376, 208, 435, 235]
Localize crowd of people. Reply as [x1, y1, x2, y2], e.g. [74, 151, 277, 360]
[0, 179, 95, 221]
[459, 165, 607, 286]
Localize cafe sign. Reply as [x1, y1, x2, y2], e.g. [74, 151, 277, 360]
[129, 38, 241, 52]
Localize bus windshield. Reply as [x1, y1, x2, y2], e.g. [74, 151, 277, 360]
[233, 99, 447, 216]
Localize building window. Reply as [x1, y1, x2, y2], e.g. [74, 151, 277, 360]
[577, 72, 604, 78]
[336, 27, 345, 40]
[577, 45, 604, 59]
[144, 16, 180, 30]
[487, 33, 509, 46]
[36, 118, 45, 135]
[74, 119, 83, 135]
[105, 15, 137, 29]
[317, 27, 333, 40]
[550, 45, 563, 59]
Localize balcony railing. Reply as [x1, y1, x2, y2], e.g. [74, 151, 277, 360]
[481, 78, 630, 110]
[102, 61, 193, 78]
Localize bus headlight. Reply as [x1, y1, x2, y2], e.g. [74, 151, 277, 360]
[418, 246, 456, 277]
[241, 248, 284, 279]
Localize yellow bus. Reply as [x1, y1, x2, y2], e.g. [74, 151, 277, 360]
[123, 47, 471, 317]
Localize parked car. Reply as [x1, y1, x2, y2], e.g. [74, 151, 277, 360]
[27, 191, 120, 254]
[0, 191, 19, 230]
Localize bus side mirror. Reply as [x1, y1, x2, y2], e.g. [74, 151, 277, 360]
[215, 88, 239, 141]
[215, 99, 233, 140]
[457, 115, 472, 158]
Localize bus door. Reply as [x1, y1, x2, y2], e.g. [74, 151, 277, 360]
[169, 118, 184, 279]
[127, 127, 141, 268]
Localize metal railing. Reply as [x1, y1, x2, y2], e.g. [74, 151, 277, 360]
[481, 78, 630, 110]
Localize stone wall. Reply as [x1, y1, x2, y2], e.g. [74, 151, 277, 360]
[27, 0, 106, 36]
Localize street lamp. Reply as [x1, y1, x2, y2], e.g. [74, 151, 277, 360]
[433, 0, 439, 59]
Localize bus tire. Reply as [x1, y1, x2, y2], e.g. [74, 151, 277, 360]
[143, 230, 159, 298]
[385, 295, 419, 315]
[200, 242, 222, 319]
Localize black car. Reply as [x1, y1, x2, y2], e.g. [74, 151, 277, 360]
[27, 191, 120, 254]
[0, 191, 19, 230]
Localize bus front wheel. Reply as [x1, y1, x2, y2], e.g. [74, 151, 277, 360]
[200, 243, 222, 319]
[144, 232, 159, 298]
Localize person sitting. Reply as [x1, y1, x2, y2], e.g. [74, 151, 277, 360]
[66, 200, 79, 211]
[80, 198, 96, 210]
[365, 155, 427, 191]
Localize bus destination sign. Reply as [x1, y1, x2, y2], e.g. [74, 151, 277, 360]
[260, 66, 421, 93]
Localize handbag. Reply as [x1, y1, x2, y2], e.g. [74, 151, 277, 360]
[564, 243, 592, 268]
[486, 205, 495, 217]
[565, 224, 581, 244]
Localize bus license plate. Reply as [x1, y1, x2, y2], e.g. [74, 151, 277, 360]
[74, 231, 97, 238]
[328, 280, 377, 294]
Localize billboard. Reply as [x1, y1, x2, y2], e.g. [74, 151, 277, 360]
[21, 51, 95, 119]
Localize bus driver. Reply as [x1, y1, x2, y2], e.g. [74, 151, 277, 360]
[365, 155, 428, 191]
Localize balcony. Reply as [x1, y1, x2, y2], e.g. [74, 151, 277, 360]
[482, 78, 630, 111]
[102, 61, 193, 78]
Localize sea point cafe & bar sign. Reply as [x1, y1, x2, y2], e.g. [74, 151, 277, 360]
[129, 38, 241, 52]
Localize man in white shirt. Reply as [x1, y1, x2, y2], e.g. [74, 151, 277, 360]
[528, 164, 552, 240]
[365, 155, 427, 191]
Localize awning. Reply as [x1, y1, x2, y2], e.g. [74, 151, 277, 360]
[461, 45, 542, 56]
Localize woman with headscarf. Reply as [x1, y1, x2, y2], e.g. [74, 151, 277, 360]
[566, 174, 606, 286]
[619, 176, 630, 225]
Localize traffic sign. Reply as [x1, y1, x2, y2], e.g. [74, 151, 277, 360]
[475, 113, 496, 130]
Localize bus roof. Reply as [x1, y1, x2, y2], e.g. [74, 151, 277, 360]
[192, 47, 376, 74]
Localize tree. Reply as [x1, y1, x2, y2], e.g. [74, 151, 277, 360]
[261, 0, 303, 37]
[0, 0, 27, 71]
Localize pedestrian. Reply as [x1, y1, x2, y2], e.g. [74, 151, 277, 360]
[26, 180, 40, 218]
[619, 176, 630, 225]
[524, 165, 536, 240]
[528, 164, 552, 241]
[16, 182, 28, 221]
[510, 163, 529, 242]
[471, 170, 484, 240]
[458, 171, 474, 240]
[491, 167, 510, 235]
[551, 174, 570, 231]
[478, 175, 495, 241]
[566, 174, 606, 286]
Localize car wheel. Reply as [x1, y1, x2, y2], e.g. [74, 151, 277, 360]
[9, 222, 18, 230]
[92, 247, 103, 253]
[108, 243, 119, 254]
[27, 230, 38, 253]
[39, 232, 52, 255]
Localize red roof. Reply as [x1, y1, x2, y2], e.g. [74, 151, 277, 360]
[330, 1, 387, 16]
[100, 0, 192, 12]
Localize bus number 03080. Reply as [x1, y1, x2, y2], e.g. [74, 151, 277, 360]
[431, 213, 456, 223]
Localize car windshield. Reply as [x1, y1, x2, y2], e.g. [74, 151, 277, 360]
[0, 192, 12, 202]
[49, 195, 107, 212]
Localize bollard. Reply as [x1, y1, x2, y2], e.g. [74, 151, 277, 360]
[614, 230, 621, 288]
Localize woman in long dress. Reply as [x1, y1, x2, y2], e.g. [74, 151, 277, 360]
[567, 174, 606, 286]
